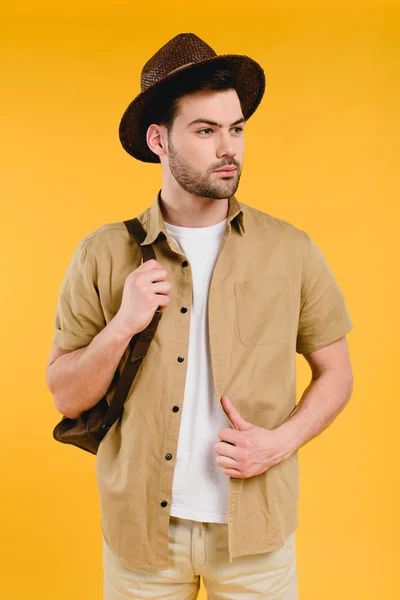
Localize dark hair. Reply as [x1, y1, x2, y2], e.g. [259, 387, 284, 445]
[147, 65, 239, 132]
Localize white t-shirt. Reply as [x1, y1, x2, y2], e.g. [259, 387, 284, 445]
[164, 216, 231, 523]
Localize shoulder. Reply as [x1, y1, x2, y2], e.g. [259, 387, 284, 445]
[239, 201, 309, 247]
[76, 207, 150, 267]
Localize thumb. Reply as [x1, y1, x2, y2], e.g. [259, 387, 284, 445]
[220, 396, 251, 431]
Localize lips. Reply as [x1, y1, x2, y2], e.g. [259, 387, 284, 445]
[215, 166, 237, 172]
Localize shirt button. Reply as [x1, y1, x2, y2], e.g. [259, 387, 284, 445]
[165, 453, 173, 460]
[177, 355, 184, 362]
[160, 500, 168, 508]
[182, 260, 188, 267]
[180, 307, 188, 313]
[172, 406, 180, 412]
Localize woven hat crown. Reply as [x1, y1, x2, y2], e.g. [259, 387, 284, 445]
[140, 34, 217, 92]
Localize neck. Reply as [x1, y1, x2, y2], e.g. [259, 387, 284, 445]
[158, 185, 229, 228]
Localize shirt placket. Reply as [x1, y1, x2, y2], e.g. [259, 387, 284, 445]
[156, 235, 194, 563]
[207, 219, 244, 563]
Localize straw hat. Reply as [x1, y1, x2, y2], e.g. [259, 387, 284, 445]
[118, 33, 266, 163]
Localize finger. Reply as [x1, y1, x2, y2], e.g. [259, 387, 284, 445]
[151, 281, 171, 294]
[216, 455, 238, 469]
[217, 428, 241, 445]
[215, 441, 239, 460]
[223, 469, 242, 478]
[139, 259, 164, 271]
[221, 396, 248, 431]
[139, 268, 169, 284]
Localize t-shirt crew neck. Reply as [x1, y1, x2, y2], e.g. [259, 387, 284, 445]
[164, 217, 227, 238]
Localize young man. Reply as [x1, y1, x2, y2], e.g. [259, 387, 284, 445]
[46, 33, 354, 599]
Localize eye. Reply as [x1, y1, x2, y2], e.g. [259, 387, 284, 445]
[231, 127, 244, 134]
[197, 128, 214, 135]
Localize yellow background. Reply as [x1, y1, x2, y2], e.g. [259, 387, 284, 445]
[1, 1, 399, 598]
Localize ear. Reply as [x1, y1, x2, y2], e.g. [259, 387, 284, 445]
[146, 124, 167, 158]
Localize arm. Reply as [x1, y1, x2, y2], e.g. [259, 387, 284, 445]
[213, 336, 354, 478]
[276, 335, 354, 457]
[47, 232, 170, 420]
[46, 314, 134, 420]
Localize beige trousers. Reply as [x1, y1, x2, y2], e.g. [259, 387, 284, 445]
[103, 515, 298, 599]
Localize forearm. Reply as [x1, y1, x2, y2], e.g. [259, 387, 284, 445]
[275, 369, 354, 459]
[50, 315, 134, 419]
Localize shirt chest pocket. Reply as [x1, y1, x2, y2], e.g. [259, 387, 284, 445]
[233, 275, 291, 346]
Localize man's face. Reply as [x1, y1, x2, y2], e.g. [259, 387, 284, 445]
[162, 88, 245, 199]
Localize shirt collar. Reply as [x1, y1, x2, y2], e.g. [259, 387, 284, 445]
[140, 189, 245, 246]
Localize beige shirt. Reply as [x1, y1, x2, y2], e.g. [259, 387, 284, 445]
[52, 190, 354, 570]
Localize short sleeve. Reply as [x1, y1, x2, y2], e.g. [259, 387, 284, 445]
[52, 239, 106, 350]
[296, 233, 354, 354]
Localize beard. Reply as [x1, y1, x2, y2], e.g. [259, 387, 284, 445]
[167, 135, 242, 199]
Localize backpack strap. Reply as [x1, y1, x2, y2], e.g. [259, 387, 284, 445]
[102, 218, 163, 428]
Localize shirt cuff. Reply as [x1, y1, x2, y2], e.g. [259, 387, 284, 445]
[296, 313, 354, 354]
[52, 328, 93, 351]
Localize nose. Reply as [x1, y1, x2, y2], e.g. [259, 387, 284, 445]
[216, 130, 237, 159]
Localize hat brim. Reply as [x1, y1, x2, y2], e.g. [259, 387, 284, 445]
[118, 54, 266, 163]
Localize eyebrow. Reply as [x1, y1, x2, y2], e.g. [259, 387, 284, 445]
[187, 117, 246, 129]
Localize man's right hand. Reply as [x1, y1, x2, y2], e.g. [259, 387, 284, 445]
[113, 259, 172, 337]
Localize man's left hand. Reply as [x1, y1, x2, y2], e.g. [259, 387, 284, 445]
[213, 396, 294, 479]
